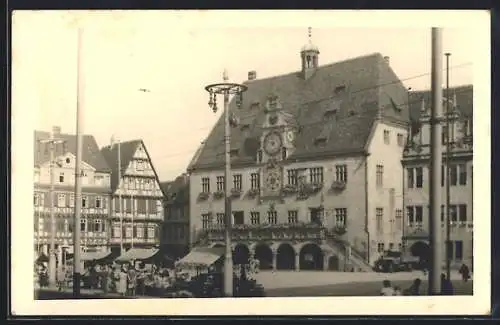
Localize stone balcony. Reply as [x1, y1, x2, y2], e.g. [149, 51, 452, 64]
[203, 222, 326, 242]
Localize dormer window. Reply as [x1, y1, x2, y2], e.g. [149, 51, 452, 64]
[324, 110, 336, 120]
[315, 137, 327, 146]
[334, 85, 346, 94]
[230, 148, 239, 158]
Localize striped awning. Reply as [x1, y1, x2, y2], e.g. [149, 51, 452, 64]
[115, 248, 160, 262]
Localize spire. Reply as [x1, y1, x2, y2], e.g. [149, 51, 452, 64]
[301, 27, 319, 53]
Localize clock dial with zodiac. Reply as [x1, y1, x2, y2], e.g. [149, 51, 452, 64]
[263, 131, 283, 156]
[265, 170, 282, 192]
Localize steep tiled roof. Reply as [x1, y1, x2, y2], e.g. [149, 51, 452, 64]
[190, 52, 410, 171]
[34, 131, 110, 172]
[100, 139, 165, 196]
[408, 84, 473, 121]
[160, 174, 189, 204]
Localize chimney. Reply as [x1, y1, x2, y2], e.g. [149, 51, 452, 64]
[383, 56, 390, 65]
[52, 126, 61, 137]
[248, 70, 257, 81]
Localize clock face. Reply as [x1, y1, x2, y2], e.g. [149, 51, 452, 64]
[265, 171, 281, 192]
[263, 131, 282, 156]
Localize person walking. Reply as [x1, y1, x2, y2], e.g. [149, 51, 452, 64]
[118, 265, 128, 297]
[380, 280, 395, 296]
[101, 265, 109, 295]
[459, 263, 470, 282]
[57, 267, 66, 292]
[127, 263, 137, 297]
[440, 273, 454, 295]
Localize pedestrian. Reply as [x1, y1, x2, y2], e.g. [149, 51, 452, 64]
[393, 286, 402, 296]
[127, 262, 137, 297]
[380, 280, 395, 296]
[404, 278, 421, 296]
[57, 267, 66, 292]
[459, 263, 470, 282]
[101, 265, 109, 295]
[440, 273, 454, 295]
[118, 264, 128, 297]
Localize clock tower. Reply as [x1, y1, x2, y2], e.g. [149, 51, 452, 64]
[259, 93, 298, 199]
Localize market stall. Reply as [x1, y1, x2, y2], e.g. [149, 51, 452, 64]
[175, 246, 225, 274]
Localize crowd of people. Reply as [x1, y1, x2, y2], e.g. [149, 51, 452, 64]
[380, 265, 471, 296]
[35, 260, 176, 296]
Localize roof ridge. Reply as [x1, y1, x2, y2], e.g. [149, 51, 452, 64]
[241, 52, 383, 85]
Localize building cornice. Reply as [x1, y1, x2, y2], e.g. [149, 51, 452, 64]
[34, 184, 112, 194]
[189, 150, 368, 174]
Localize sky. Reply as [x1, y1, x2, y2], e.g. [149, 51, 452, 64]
[12, 10, 481, 182]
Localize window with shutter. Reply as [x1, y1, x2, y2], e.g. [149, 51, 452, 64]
[126, 198, 132, 213]
[138, 199, 147, 213]
[114, 197, 121, 212]
[149, 200, 157, 214]
[89, 196, 95, 208]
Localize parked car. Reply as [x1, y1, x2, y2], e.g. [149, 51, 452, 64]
[374, 250, 420, 273]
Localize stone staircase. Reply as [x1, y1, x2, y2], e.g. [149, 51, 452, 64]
[325, 237, 373, 272]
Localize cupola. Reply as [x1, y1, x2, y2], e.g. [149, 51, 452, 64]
[300, 27, 320, 80]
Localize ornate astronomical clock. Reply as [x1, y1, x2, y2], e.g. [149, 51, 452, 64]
[262, 158, 283, 198]
[263, 131, 282, 156]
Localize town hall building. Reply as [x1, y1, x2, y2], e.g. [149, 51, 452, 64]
[187, 32, 411, 271]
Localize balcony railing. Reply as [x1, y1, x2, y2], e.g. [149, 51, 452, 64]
[108, 237, 158, 244]
[202, 222, 326, 242]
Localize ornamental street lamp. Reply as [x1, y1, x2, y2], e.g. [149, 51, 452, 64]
[205, 70, 247, 297]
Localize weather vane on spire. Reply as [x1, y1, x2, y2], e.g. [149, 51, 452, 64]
[308, 27, 312, 42]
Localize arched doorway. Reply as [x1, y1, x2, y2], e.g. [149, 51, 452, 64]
[233, 243, 250, 265]
[276, 243, 295, 270]
[410, 241, 431, 269]
[328, 255, 340, 271]
[299, 243, 323, 270]
[254, 244, 273, 270]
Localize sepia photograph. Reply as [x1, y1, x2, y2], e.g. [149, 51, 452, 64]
[10, 10, 490, 315]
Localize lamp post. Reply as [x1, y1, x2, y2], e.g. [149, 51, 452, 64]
[429, 27, 444, 295]
[39, 131, 65, 287]
[204, 70, 247, 297]
[73, 26, 85, 298]
[444, 52, 452, 281]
